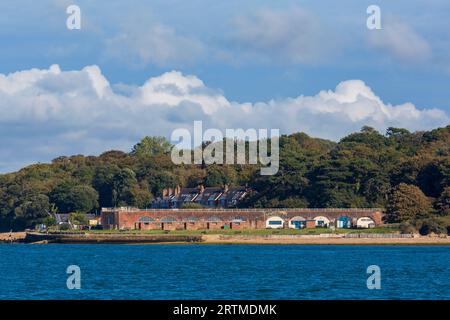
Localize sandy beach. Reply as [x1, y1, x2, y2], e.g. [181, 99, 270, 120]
[0, 232, 26, 242]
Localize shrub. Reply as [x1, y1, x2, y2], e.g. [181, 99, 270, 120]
[59, 223, 71, 231]
[399, 222, 416, 234]
[417, 219, 447, 235]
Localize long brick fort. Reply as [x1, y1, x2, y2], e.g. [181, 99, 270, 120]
[101, 208, 384, 230]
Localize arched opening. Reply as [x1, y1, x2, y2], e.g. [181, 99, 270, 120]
[313, 216, 330, 228]
[206, 216, 223, 230]
[289, 216, 306, 229]
[136, 216, 156, 230]
[266, 216, 285, 229]
[336, 216, 352, 229]
[356, 217, 375, 228]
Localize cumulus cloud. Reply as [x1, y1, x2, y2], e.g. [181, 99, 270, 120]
[0, 65, 447, 172]
[231, 7, 335, 64]
[367, 19, 432, 62]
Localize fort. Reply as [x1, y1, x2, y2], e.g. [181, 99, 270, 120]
[101, 207, 384, 231]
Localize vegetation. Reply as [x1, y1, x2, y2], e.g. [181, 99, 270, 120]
[0, 126, 449, 232]
[69, 212, 89, 226]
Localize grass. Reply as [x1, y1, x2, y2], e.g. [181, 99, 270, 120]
[80, 226, 399, 236]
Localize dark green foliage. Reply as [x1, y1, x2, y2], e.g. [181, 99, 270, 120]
[385, 183, 432, 223]
[435, 187, 450, 216]
[14, 194, 51, 229]
[50, 181, 98, 213]
[417, 218, 447, 235]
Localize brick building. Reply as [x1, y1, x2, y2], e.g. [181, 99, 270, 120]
[101, 207, 384, 231]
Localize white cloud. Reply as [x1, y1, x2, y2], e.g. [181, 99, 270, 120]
[231, 7, 335, 64]
[0, 65, 447, 172]
[368, 19, 432, 62]
[105, 22, 204, 67]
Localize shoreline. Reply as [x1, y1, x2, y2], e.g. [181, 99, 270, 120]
[1, 232, 449, 245]
[201, 234, 450, 245]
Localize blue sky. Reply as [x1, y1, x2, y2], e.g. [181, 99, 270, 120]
[0, 0, 449, 172]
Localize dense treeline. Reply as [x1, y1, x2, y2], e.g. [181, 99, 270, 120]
[0, 125, 449, 231]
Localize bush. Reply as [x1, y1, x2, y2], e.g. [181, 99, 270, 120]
[69, 212, 88, 225]
[180, 202, 204, 209]
[417, 219, 447, 235]
[59, 223, 71, 231]
[42, 216, 57, 227]
[399, 222, 416, 234]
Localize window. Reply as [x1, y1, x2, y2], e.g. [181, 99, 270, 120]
[269, 220, 282, 225]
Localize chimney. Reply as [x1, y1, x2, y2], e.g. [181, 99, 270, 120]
[198, 185, 205, 194]
[223, 184, 229, 193]
[175, 185, 181, 196]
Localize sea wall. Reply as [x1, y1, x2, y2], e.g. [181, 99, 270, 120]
[24, 232, 202, 244]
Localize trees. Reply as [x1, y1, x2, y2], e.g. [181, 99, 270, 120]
[131, 136, 172, 157]
[385, 183, 432, 223]
[50, 182, 98, 213]
[14, 194, 51, 229]
[435, 187, 450, 216]
[0, 127, 448, 230]
[69, 212, 89, 226]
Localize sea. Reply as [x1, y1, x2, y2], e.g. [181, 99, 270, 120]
[0, 244, 448, 300]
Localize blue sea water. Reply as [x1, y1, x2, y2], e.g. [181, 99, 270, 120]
[0, 244, 448, 300]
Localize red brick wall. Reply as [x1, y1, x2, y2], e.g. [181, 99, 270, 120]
[306, 220, 316, 229]
[101, 208, 385, 230]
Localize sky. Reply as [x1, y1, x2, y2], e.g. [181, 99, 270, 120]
[0, 0, 449, 172]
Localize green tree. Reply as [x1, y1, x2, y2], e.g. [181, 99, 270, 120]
[50, 182, 98, 213]
[112, 168, 139, 206]
[14, 194, 51, 229]
[42, 216, 57, 227]
[92, 165, 121, 207]
[67, 185, 99, 212]
[385, 183, 432, 223]
[435, 187, 450, 216]
[69, 212, 89, 225]
[131, 136, 172, 157]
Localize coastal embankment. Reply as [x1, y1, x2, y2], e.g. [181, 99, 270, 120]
[23, 232, 202, 244]
[202, 234, 450, 245]
[1, 232, 449, 245]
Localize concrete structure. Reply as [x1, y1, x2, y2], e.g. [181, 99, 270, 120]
[101, 207, 384, 231]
